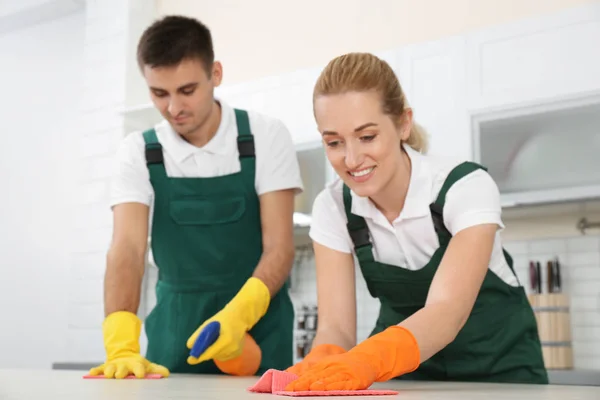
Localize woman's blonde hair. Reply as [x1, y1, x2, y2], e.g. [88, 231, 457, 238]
[313, 52, 428, 153]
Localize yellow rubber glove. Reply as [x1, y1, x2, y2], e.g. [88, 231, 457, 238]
[186, 277, 270, 365]
[88, 311, 170, 379]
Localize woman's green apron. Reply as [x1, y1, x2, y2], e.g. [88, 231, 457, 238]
[342, 161, 548, 384]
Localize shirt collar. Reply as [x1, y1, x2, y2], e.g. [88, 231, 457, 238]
[350, 143, 432, 223]
[155, 98, 235, 163]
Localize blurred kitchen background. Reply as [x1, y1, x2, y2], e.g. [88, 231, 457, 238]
[1, 0, 599, 386]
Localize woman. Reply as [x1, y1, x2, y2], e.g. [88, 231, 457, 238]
[284, 52, 548, 392]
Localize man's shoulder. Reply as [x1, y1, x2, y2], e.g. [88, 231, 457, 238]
[117, 126, 165, 164]
[119, 130, 145, 152]
[232, 107, 295, 154]
[242, 108, 287, 135]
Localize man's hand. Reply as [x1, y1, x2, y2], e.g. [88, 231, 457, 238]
[186, 277, 270, 364]
[88, 311, 169, 379]
[285, 326, 420, 391]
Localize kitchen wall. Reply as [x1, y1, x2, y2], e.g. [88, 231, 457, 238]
[289, 234, 600, 370]
[156, 0, 598, 85]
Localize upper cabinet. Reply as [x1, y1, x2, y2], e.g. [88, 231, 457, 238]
[467, 3, 600, 208]
[465, 4, 600, 112]
[473, 93, 600, 208]
[392, 37, 471, 161]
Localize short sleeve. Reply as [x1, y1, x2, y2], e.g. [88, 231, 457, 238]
[308, 188, 353, 254]
[442, 169, 504, 235]
[108, 132, 154, 208]
[254, 117, 304, 196]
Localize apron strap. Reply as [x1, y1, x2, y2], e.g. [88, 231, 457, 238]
[233, 109, 256, 186]
[429, 161, 487, 246]
[342, 184, 375, 263]
[142, 128, 168, 181]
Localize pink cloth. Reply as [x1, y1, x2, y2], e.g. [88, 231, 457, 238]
[82, 373, 163, 379]
[247, 369, 399, 397]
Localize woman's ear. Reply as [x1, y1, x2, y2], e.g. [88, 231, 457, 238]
[398, 108, 413, 141]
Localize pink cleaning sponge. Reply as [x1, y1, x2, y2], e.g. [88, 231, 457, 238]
[247, 369, 399, 396]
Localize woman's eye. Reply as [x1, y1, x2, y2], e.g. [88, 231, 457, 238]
[326, 140, 340, 147]
[361, 135, 376, 142]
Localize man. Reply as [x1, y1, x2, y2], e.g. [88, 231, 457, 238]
[88, 15, 303, 379]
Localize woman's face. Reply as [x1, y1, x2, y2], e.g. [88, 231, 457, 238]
[314, 90, 410, 198]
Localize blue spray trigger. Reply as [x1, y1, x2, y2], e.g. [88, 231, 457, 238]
[190, 321, 221, 358]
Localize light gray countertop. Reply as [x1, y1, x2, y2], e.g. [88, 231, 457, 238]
[2, 368, 600, 399]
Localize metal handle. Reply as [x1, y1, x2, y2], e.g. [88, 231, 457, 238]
[577, 217, 600, 235]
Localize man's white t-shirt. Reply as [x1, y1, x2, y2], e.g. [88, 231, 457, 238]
[109, 100, 304, 218]
[309, 143, 519, 286]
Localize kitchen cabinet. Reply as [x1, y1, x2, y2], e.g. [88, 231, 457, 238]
[472, 92, 600, 208]
[390, 36, 471, 160]
[465, 4, 600, 113]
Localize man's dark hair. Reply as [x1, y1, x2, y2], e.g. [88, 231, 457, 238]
[137, 15, 214, 74]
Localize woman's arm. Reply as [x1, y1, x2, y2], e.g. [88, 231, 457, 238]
[285, 223, 499, 391]
[285, 241, 357, 375]
[310, 241, 357, 351]
[399, 223, 497, 362]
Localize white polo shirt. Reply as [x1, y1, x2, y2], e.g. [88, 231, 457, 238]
[309, 144, 519, 286]
[109, 100, 304, 213]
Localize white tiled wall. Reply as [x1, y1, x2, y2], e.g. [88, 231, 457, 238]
[504, 235, 600, 370]
[65, 0, 129, 362]
[289, 234, 600, 370]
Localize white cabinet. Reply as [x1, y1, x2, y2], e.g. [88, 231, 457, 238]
[465, 3, 600, 113]
[391, 36, 470, 160]
[216, 67, 322, 147]
[472, 92, 600, 208]
[467, 2, 600, 208]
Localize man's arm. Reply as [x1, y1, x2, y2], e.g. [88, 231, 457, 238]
[251, 188, 296, 297]
[104, 202, 149, 316]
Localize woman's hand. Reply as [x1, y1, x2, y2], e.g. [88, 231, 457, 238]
[285, 326, 420, 392]
[286, 343, 347, 376]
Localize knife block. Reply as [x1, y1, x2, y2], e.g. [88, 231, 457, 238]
[527, 293, 573, 370]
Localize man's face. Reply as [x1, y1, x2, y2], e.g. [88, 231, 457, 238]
[142, 57, 222, 138]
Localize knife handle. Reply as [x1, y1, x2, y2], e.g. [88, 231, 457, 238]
[547, 261, 553, 293]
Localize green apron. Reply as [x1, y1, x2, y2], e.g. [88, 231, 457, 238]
[343, 161, 548, 384]
[141, 108, 294, 375]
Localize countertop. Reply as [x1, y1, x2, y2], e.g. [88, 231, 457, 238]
[2, 369, 600, 399]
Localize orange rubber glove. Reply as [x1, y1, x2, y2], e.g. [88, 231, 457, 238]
[284, 326, 420, 392]
[285, 343, 346, 376]
[214, 333, 262, 376]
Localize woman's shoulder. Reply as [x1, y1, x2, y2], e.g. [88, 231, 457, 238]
[424, 153, 494, 200]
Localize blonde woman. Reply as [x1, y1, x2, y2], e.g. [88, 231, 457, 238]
[285, 53, 548, 391]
